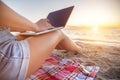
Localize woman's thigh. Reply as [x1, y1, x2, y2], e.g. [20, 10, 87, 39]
[25, 31, 63, 77]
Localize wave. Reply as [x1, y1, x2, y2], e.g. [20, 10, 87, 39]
[73, 38, 120, 44]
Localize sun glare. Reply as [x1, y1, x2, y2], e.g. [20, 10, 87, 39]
[68, 3, 120, 28]
[92, 25, 98, 32]
[69, 11, 106, 27]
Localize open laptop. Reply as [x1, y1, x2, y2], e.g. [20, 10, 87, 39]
[19, 6, 74, 36]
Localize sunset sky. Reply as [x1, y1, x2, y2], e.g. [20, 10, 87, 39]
[2, 0, 120, 28]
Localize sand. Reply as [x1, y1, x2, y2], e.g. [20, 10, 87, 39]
[52, 41, 120, 80]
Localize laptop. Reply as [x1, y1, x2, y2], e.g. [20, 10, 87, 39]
[19, 6, 74, 36]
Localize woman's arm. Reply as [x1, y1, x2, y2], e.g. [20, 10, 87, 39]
[0, 1, 39, 32]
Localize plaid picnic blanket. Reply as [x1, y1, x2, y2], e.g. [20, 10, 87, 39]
[26, 55, 99, 80]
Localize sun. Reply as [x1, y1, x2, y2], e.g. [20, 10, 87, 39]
[92, 25, 98, 32]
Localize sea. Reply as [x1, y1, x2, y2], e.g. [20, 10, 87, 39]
[63, 28, 120, 46]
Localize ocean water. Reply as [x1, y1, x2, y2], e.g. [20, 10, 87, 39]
[63, 28, 120, 46]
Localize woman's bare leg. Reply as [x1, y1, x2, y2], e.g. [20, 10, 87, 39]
[55, 33, 79, 52]
[24, 30, 79, 77]
[17, 32, 79, 52]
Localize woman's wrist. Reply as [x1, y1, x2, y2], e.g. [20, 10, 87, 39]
[31, 24, 40, 32]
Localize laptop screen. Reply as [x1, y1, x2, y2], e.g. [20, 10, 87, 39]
[47, 6, 74, 27]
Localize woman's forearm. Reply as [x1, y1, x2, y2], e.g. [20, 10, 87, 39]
[0, 1, 39, 32]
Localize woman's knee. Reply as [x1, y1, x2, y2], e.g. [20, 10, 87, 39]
[46, 30, 64, 41]
[55, 30, 64, 38]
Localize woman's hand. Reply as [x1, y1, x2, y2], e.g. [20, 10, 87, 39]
[35, 18, 53, 32]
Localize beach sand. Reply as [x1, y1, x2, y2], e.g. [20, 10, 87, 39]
[52, 41, 120, 80]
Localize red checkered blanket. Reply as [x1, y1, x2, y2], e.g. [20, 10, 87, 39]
[26, 55, 99, 80]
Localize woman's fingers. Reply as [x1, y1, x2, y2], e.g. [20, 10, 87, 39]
[36, 18, 53, 31]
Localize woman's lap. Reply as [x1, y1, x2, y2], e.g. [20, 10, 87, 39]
[0, 39, 30, 80]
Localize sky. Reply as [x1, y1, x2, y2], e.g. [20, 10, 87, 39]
[2, 0, 120, 28]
